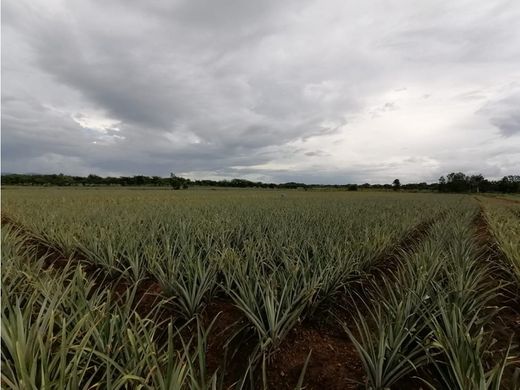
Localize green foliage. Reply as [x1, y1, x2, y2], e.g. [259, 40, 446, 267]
[2, 189, 518, 388]
[481, 200, 520, 287]
[344, 206, 518, 389]
[0, 226, 216, 389]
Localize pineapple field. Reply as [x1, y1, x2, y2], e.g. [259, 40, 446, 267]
[1, 188, 519, 389]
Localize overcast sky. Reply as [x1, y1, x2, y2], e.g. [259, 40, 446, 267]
[2, 0, 519, 184]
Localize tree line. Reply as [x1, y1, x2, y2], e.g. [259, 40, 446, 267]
[1, 172, 519, 193]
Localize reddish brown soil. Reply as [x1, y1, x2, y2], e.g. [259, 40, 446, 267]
[203, 298, 254, 383]
[110, 279, 166, 317]
[267, 324, 364, 389]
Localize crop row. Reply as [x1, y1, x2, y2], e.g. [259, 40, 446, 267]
[344, 202, 519, 388]
[480, 199, 520, 287]
[1, 226, 227, 389]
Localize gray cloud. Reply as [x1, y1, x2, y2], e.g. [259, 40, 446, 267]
[491, 113, 520, 137]
[482, 91, 520, 137]
[2, 0, 520, 183]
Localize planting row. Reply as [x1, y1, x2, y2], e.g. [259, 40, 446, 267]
[481, 199, 520, 287]
[1, 226, 221, 389]
[343, 202, 519, 388]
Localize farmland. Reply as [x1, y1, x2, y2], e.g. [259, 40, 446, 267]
[1, 188, 519, 389]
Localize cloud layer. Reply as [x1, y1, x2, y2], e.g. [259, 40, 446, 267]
[2, 0, 519, 183]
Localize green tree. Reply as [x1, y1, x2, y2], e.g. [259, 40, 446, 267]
[170, 173, 189, 190]
[446, 172, 468, 192]
[469, 174, 484, 193]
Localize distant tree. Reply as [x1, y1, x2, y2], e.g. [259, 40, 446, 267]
[445, 172, 469, 192]
[347, 184, 358, 191]
[499, 175, 520, 193]
[392, 179, 401, 191]
[469, 174, 484, 193]
[279, 182, 307, 189]
[417, 182, 428, 190]
[170, 173, 189, 190]
[479, 179, 493, 193]
[438, 176, 446, 192]
[2, 172, 518, 193]
[86, 174, 103, 185]
[134, 175, 146, 186]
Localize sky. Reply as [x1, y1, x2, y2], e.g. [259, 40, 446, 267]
[2, 0, 520, 184]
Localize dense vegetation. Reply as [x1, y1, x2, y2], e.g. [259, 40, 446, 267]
[2, 172, 519, 193]
[1, 188, 519, 389]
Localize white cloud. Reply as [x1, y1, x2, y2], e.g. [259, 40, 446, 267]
[72, 112, 121, 134]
